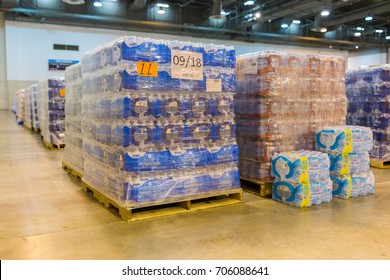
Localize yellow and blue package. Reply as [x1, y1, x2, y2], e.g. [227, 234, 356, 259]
[272, 179, 332, 207]
[271, 150, 330, 183]
[316, 125, 373, 153]
[330, 171, 375, 199]
[328, 152, 370, 176]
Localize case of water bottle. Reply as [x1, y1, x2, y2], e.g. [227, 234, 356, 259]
[81, 36, 241, 209]
[37, 77, 66, 146]
[316, 125, 375, 199]
[330, 172, 375, 199]
[64, 63, 83, 174]
[270, 150, 332, 207]
[273, 178, 333, 207]
[346, 65, 390, 160]
[235, 51, 347, 183]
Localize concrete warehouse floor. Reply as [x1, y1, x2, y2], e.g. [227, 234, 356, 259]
[1, 110, 389, 260]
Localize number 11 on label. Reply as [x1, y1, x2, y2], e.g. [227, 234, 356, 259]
[137, 62, 158, 77]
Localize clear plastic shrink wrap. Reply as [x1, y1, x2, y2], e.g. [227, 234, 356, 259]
[37, 77, 66, 146]
[81, 36, 241, 208]
[346, 65, 390, 160]
[64, 63, 83, 174]
[235, 51, 347, 183]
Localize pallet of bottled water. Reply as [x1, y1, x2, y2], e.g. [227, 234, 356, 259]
[80, 36, 242, 214]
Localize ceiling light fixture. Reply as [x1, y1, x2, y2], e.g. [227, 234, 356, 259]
[292, 20, 301, 24]
[311, 15, 327, 32]
[356, 27, 364, 31]
[62, 0, 85, 5]
[281, 23, 289, 28]
[365, 16, 373, 21]
[255, 12, 261, 19]
[354, 32, 361, 37]
[355, 45, 359, 49]
[375, 29, 384, 33]
[321, 10, 330, 17]
[221, 10, 230, 16]
[93, 0, 102, 7]
[157, 3, 169, 8]
[244, 0, 255, 6]
[157, 7, 165, 14]
[386, 36, 390, 40]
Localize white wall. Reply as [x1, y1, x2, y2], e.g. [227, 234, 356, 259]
[347, 48, 388, 70]
[5, 21, 348, 81]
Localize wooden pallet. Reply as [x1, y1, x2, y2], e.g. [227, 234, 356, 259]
[43, 140, 65, 150]
[81, 181, 243, 222]
[370, 159, 390, 169]
[62, 160, 83, 179]
[240, 177, 273, 198]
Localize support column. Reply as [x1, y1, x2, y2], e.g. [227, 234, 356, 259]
[0, 12, 8, 110]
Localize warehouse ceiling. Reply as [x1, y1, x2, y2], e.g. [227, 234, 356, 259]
[1, 0, 390, 50]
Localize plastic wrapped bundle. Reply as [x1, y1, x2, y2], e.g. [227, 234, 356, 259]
[346, 65, 390, 160]
[23, 86, 34, 129]
[235, 51, 347, 185]
[328, 152, 370, 176]
[271, 151, 330, 183]
[64, 63, 83, 174]
[15, 89, 25, 125]
[81, 36, 241, 209]
[330, 172, 375, 199]
[37, 77, 66, 146]
[316, 125, 373, 154]
[31, 84, 40, 130]
[273, 179, 333, 207]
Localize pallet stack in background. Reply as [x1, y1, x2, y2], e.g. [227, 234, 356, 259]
[32, 84, 40, 132]
[346, 65, 390, 168]
[80, 36, 242, 220]
[37, 77, 66, 149]
[235, 51, 347, 196]
[15, 89, 25, 125]
[63, 64, 83, 177]
[23, 85, 34, 129]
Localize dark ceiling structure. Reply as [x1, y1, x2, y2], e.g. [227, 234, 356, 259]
[1, 0, 390, 50]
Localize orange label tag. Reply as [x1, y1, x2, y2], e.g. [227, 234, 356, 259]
[137, 62, 158, 77]
[60, 89, 66, 97]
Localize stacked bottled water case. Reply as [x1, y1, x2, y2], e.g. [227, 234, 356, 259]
[346, 65, 390, 160]
[316, 125, 375, 199]
[37, 77, 66, 146]
[64, 63, 83, 174]
[271, 151, 332, 207]
[235, 51, 347, 182]
[81, 36, 240, 208]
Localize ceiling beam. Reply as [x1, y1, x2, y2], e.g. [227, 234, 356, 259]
[1, 6, 387, 49]
[323, 1, 390, 28]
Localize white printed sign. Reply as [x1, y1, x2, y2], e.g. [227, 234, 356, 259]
[171, 50, 203, 81]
